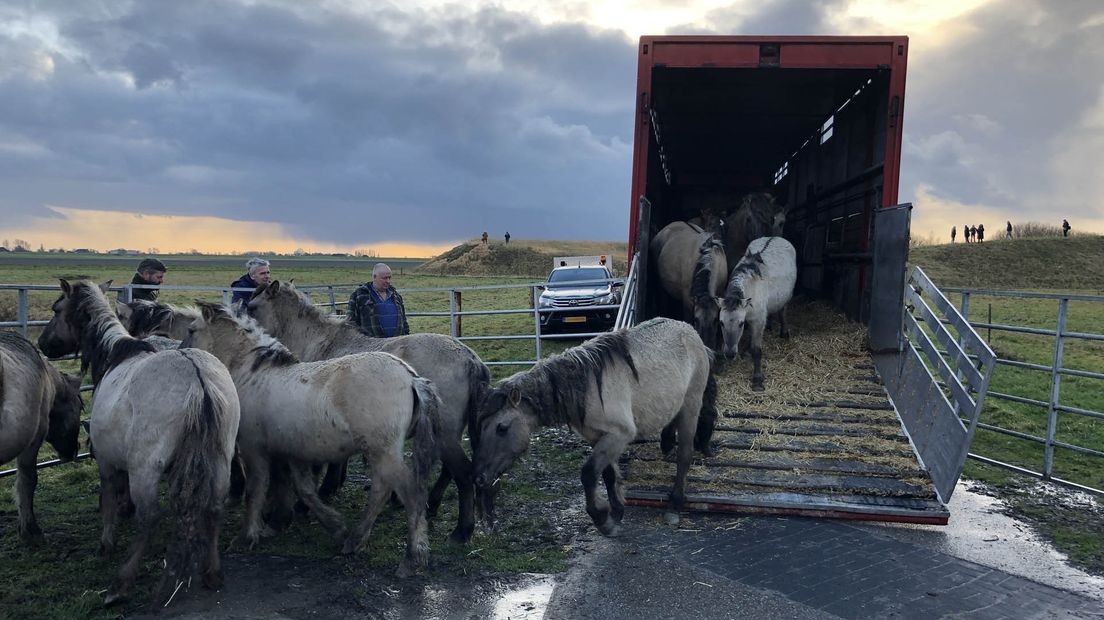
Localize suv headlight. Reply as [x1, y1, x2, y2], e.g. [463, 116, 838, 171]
[538, 295, 554, 308]
[598, 292, 618, 305]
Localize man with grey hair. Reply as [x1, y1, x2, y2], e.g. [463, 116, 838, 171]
[348, 262, 410, 337]
[230, 257, 272, 306]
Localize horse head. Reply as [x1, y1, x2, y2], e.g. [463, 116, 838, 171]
[719, 295, 752, 360]
[472, 384, 536, 489]
[46, 371, 83, 461]
[246, 279, 300, 324]
[38, 279, 111, 359]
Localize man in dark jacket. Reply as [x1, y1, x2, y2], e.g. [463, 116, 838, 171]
[347, 263, 410, 338]
[120, 258, 166, 302]
[230, 257, 272, 306]
[977, 223, 985, 243]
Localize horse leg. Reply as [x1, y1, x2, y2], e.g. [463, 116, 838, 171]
[317, 459, 348, 503]
[671, 405, 700, 511]
[98, 465, 124, 556]
[368, 456, 429, 577]
[426, 463, 452, 519]
[777, 305, 790, 339]
[105, 469, 161, 606]
[14, 443, 43, 542]
[288, 462, 347, 542]
[602, 464, 626, 524]
[476, 480, 500, 531]
[239, 452, 272, 548]
[341, 457, 394, 556]
[439, 442, 475, 544]
[659, 420, 677, 456]
[581, 434, 629, 536]
[203, 501, 225, 591]
[750, 321, 766, 391]
[226, 450, 246, 507]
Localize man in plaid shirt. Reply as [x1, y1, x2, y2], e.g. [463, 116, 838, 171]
[347, 263, 410, 338]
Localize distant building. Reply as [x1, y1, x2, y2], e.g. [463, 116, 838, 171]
[72, 248, 96, 254]
[0, 247, 8, 253]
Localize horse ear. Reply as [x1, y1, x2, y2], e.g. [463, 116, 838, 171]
[746, 298, 754, 308]
[115, 302, 132, 322]
[98, 280, 113, 293]
[287, 278, 295, 287]
[58, 279, 72, 295]
[269, 280, 281, 296]
[509, 387, 522, 408]
[714, 297, 724, 310]
[195, 300, 219, 322]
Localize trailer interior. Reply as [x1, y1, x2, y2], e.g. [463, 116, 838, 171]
[622, 38, 960, 523]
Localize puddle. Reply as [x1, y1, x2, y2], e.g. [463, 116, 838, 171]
[489, 574, 556, 620]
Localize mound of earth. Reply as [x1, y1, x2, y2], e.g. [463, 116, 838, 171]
[416, 240, 629, 278]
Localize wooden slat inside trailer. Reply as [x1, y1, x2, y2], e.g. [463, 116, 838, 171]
[621, 302, 947, 524]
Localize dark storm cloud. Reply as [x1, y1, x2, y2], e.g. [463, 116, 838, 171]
[0, 1, 637, 245]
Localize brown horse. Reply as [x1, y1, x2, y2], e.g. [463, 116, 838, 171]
[722, 192, 786, 274]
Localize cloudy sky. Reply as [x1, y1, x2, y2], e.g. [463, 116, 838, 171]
[1, 0, 1102, 255]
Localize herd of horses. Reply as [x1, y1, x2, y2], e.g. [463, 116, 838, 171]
[0, 190, 796, 609]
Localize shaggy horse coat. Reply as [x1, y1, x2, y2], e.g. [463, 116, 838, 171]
[472, 318, 716, 536]
[650, 221, 728, 349]
[722, 192, 787, 276]
[245, 281, 491, 543]
[182, 302, 439, 577]
[0, 331, 82, 541]
[38, 280, 240, 607]
[719, 236, 798, 391]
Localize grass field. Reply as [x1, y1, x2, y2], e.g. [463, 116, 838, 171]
[2, 237, 1103, 614]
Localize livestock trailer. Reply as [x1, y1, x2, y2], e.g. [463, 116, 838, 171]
[620, 36, 996, 524]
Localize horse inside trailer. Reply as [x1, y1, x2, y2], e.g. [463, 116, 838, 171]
[622, 36, 994, 525]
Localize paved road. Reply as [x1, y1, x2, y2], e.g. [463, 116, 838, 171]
[152, 487, 1103, 619]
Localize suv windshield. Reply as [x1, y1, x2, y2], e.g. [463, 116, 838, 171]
[548, 267, 609, 285]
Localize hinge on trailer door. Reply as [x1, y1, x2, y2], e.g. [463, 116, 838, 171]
[640, 92, 649, 120]
[888, 96, 900, 128]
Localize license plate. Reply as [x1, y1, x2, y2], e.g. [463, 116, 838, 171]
[564, 316, 587, 324]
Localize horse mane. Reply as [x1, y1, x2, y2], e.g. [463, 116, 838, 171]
[723, 237, 776, 310]
[69, 282, 156, 384]
[205, 303, 299, 371]
[690, 236, 724, 305]
[127, 299, 199, 337]
[484, 330, 639, 428]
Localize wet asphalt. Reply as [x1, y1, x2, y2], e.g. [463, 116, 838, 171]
[149, 483, 1103, 619]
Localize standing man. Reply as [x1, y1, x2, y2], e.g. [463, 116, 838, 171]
[951, 226, 957, 243]
[1062, 219, 1071, 237]
[121, 258, 167, 301]
[977, 223, 985, 243]
[504, 231, 511, 244]
[481, 231, 489, 245]
[348, 263, 410, 338]
[1006, 221, 1013, 239]
[230, 257, 272, 306]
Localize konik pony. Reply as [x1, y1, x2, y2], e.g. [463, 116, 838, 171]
[472, 318, 717, 536]
[0, 331, 82, 541]
[38, 280, 240, 606]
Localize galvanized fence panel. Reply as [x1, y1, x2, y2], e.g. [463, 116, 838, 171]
[939, 287, 1104, 495]
[1, 276, 631, 477]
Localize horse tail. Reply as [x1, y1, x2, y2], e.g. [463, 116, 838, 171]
[410, 376, 440, 493]
[158, 350, 234, 604]
[693, 353, 719, 454]
[464, 356, 491, 454]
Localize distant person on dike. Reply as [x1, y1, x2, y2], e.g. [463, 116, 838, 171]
[1062, 219, 1071, 237]
[969, 225, 978, 243]
[120, 258, 166, 302]
[347, 263, 409, 338]
[504, 231, 511, 244]
[951, 226, 957, 243]
[481, 231, 489, 245]
[1006, 221, 1013, 239]
[977, 223, 985, 243]
[230, 257, 272, 306]
[964, 224, 972, 243]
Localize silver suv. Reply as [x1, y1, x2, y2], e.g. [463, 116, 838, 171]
[538, 265, 622, 333]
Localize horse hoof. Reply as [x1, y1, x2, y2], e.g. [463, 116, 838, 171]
[103, 589, 127, 606]
[204, 568, 224, 591]
[752, 384, 765, 392]
[447, 527, 473, 546]
[340, 539, 359, 556]
[98, 541, 114, 558]
[596, 517, 621, 537]
[663, 511, 681, 526]
[395, 562, 416, 579]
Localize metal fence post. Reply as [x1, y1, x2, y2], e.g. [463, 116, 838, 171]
[533, 286, 542, 360]
[328, 286, 337, 313]
[17, 288, 29, 337]
[448, 289, 457, 338]
[1044, 298, 1068, 480]
[223, 289, 232, 305]
[125, 284, 133, 303]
